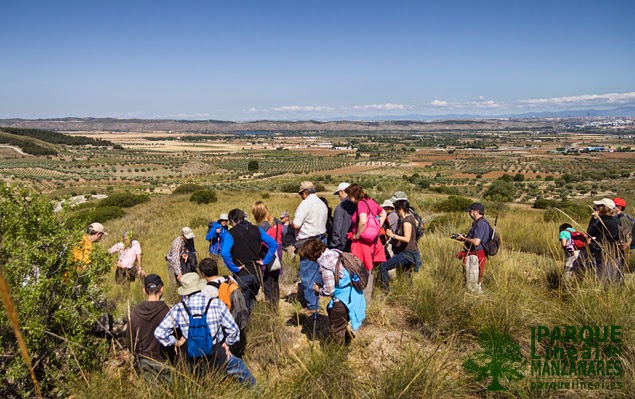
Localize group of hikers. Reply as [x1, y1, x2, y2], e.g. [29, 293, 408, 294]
[558, 197, 635, 284]
[82, 182, 633, 385]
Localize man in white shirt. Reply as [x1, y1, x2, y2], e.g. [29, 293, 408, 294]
[292, 181, 328, 312]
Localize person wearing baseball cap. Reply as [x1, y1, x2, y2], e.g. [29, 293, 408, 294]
[330, 182, 356, 251]
[127, 274, 172, 381]
[588, 198, 622, 283]
[452, 202, 490, 294]
[613, 197, 635, 263]
[72, 222, 108, 264]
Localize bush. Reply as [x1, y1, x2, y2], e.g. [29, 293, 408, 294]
[533, 198, 556, 209]
[433, 195, 473, 213]
[91, 206, 125, 223]
[97, 192, 149, 208]
[484, 180, 515, 202]
[173, 183, 204, 194]
[190, 217, 209, 229]
[190, 189, 218, 204]
[0, 184, 110, 397]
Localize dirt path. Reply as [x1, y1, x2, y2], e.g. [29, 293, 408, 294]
[0, 144, 30, 156]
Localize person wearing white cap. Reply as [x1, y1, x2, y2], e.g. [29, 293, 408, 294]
[588, 198, 622, 283]
[73, 222, 108, 264]
[330, 182, 356, 251]
[206, 213, 229, 258]
[165, 227, 197, 292]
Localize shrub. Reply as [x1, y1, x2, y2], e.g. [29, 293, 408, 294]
[97, 192, 149, 208]
[91, 206, 125, 223]
[533, 198, 556, 209]
[484, 180, 515, 202]
[173, 183, 204, 194]
[0, 184, 110, 397]
[189, 217, 209, 229]
[433, 195, 473, 213]
[190, 189, 218, 204]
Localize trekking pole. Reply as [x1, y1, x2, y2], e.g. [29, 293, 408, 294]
[312, 306, 318, 349]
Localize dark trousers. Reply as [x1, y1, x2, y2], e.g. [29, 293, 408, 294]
[262, 267, 280, 309]
[327, 301, 350, 345]
[234, 268, 261, 310]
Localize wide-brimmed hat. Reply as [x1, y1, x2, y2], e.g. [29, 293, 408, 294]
[177, 273, 207, 296]
[380, 199, 394, 208]
[389, 191, 408, 203]
[181, 227, 195, 239]
[298, 181, 315, 193]
[593, 198, 616, 209]
[219, 213, 229, 221]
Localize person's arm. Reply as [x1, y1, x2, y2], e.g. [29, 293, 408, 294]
[154, 308, 178, 347]
[205, 225, 217, 242]
[318, 267, 336, 296]
[387, 219, 412, 243]
[220, 233, 241, 273]
[217, 302, 240, 346]
[260, 228, 278, 265]
[377, 208, 387, 229]
[330, 206, 345, 248]
[292, 203, 307, 231]
[108, 242, 124, 254]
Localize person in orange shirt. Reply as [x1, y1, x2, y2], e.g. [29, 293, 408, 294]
[73, 222, 108, 265]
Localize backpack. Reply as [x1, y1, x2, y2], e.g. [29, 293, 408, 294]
[207, 277, 249, 330]
[617, 213, 634, 251]
[358, 199, 380, 243]
[478, 217, 501, 257]
[568, 229, 589, 250]
[334, 250, 368, 291]
[181, 298, 214, 359]
[409, 207, 425, 241]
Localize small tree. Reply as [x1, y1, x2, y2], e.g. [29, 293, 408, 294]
[190, 189, 218, 204]
[248, 160, 259, 172]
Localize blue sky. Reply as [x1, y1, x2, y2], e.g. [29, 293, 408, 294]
[1, 0, 634, 120]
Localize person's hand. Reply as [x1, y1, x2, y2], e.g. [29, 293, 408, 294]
[256, 259, 264, 266]
[313, 283, 320, 293]
[177, 273, 182, 281]
[216, 228, 221, 234]
[137, 268, 146, 278]
[223, 343, 232, 359]
[591, 210, 599, 219]
[386, 230, 394, 238]
[458, 234, 466, 242]
[176, 337, 186, 347]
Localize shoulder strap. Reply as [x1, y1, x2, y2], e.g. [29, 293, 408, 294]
[203, 298, 213, 315]
[181, 300, 191, 316]
[361, 199, 375, 217]
[207, 280, 221, 289]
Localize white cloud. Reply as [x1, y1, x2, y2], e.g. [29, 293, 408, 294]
[351, 103, 410, 111]
[430, 100, 449, 107]
[520, 92, 635, 107]
[273, 105, 336, 112]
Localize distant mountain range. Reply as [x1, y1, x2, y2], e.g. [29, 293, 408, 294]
[329, 106, 635, 121]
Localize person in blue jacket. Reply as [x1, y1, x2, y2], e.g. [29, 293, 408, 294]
[221, 209, 277, 311]
[206, 213, 229, 257]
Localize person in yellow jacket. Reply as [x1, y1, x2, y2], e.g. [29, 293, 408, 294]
[73, 222, 108, 265]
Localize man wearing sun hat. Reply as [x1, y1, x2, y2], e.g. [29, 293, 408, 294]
[330, 182, 356, 251]
[588, 198, 621, 283]
[154, 272, 256, 385]
[73, 222, 108, 264]
[165, 227, 196, 292]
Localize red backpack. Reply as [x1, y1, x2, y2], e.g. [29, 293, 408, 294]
[569, 229, 589, 250]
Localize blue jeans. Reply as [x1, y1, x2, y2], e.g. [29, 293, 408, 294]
[299, 257, 323, 310]
[379, 249, 420, 290]
[226, 356, 256, 386]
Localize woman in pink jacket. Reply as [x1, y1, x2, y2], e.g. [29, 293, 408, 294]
[344, 183, 386, 303]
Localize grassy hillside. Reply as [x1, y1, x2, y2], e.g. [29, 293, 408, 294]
[0, 127, 122, 148]
[65, 190, 635, 398]
[0, 130, 57, 155]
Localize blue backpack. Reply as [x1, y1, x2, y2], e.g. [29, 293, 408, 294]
[182, 298, 214, 359]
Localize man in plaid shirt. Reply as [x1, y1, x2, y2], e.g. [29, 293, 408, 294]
[154, 273, 255, 385]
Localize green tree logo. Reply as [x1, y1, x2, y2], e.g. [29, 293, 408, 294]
[463, 329, 526, 391]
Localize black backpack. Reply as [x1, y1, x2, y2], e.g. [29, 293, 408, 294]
[479, 217, 501, 257]
[408, 207, 425, 241]
[333, 250, 368, 291]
